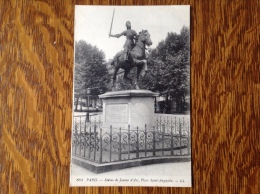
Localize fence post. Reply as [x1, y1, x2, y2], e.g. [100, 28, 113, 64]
[74, 120, 77, 155]
[83, 119, 86, 158]
[162, 124, 165, 156]
[119, 127, 122, 161]
[79, 117, 82, 156]
[99, 128, 102, 163]
[109, 125, 112, 162]
[136, 126, 139, 158]
[179, 118, 182, 155]
[145, 124, 147, 157]
[94, 123, 96, 162]
[128, 125, 130, 160]
[88, 123, 91, 159]
[188, 120, 191, 155]
[183, 117, 185, 155]
[171, 122, 173, 156]
[153, 126, 156, 156]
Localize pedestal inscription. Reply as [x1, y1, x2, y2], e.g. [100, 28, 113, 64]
[99, 90, 158, 131]
[105, 104, 128, 123]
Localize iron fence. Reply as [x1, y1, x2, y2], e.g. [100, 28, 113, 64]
[72, 115, 190, 163]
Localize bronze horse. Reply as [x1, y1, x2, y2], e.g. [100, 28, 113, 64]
[111, 30, 153, 90]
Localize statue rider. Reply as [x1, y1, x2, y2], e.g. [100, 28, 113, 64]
[109, 21, 138, 62]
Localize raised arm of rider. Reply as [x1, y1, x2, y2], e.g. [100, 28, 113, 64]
[111, 30, 128, 38]
[110, 34, 120, 38]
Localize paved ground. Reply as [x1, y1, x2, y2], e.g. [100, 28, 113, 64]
[70, 161, 192, 187]
[71, 161, 191, 177]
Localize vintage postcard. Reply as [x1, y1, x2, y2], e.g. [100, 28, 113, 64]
[70, 5, 191, 187]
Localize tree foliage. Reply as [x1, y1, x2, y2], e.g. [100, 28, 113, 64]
[74, 40, 110, 100]
[140, 26, 190, 113]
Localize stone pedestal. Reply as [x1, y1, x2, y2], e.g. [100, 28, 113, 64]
[99, 90, 158, 131]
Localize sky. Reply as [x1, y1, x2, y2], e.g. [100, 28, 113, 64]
[74, 5, 190, 61]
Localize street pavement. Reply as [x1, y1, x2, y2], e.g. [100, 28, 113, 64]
[70, 161, 192, 187]
[71, 161, 191, 177]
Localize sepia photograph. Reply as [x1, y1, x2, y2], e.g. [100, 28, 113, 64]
[70, 5, 191, 187]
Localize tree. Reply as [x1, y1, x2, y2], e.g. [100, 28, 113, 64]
[140, 26, 190, 113]
[74, 40, 110, 110]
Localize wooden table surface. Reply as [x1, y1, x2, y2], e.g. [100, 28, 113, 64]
[0, 0, 259, 193]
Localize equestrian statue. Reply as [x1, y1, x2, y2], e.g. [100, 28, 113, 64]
[109, 20, 153, 91]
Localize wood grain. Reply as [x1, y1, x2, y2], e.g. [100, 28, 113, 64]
[0, 0, 259, 193]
